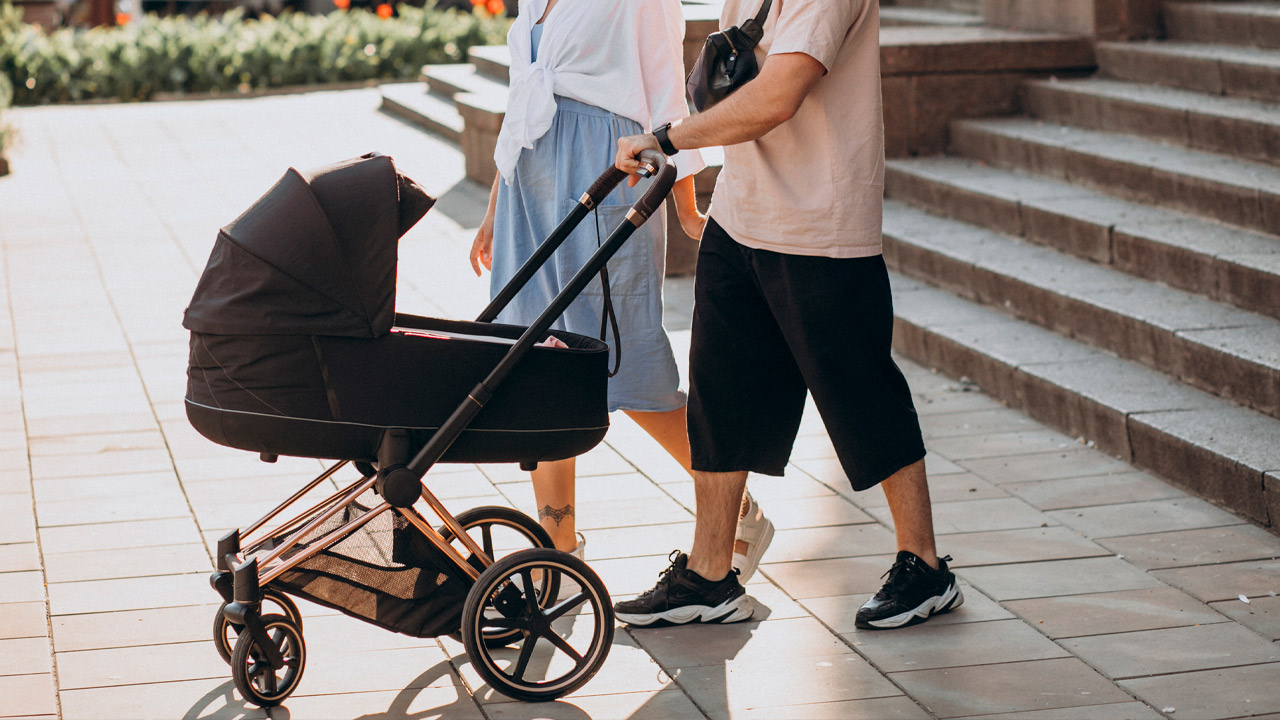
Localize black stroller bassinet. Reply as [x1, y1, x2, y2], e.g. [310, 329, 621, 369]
[183, 151, 676, 706]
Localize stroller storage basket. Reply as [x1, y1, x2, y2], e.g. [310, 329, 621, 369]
[245, 490, 469, 639]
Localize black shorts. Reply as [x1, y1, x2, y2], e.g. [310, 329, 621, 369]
[687, 219, 925, 491]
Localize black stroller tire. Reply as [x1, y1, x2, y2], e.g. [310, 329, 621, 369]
[212, 587, 303, 664]
[230, 613, 306, 707]
[461, 548, 613, 702]
[444, 506, 559, 648]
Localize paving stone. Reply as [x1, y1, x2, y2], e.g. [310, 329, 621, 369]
[630, 616, 851, 671]
[0, 571, 46, 605]
[579, 522, 696, 561]
[482, 687, 701, 719]
[672, 654, 902, 720]
[959, 556, 1165, 601]
[0, 543, 41, 573]
[847, 618, 1067, 673]
[1097, 524, 1280, 570]
[47, 573, 211, 615]
[451, 629, 674, 704]
[35, 517, 202, 554]
[854, 473, 1007, 508]
[760, 523, 897, 565]
[950, 701, 1166, 720]
[50, 604, 222, 653]
[0, 636, 52, 675]
[959, 450, 1136, 484]
[1210, 593, 1280, 640]
[942, 527, 1109, 567]
[1153, 559, 1280, 603]
[32, 471, 182, 505]
[58, 677, 268, 720]
[0, 674, 57, 717]
[1002, 471, 1185, 511]
[928, 430, 1087, 462]
[55, 639, 227, 689]
[1120, 663, 1280, 720]
[296, 645, 465, 697]
[1047, 497, 1245, 539]
[870, 497, 1055, 535]
[34, 489, 193, 527]
[752, 494, 873, 530]
[281, 684, 484, 719]
[802, 581, 1013, 634]
[1065, 622, 1280, 679]
[0, 602, 47, 641]
[760, 554, 896, 600]
[891, 657, 1132, 719]
[734, 695, 929, 720]
[42, 543, 210, 584]
[1005, 586, 1229, 640]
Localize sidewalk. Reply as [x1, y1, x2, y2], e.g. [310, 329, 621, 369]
[0, 88, 1278, 720]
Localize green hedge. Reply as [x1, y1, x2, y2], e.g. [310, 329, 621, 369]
[0, 2, 509, 105]
[0, 72, 12, 158]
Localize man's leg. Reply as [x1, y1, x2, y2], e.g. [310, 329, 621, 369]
[686, 470, 748, 582]
[879, 459, 938, 569]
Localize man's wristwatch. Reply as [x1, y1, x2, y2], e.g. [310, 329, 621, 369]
[653, 122, 679, 156]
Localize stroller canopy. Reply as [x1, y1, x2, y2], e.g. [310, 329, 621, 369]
[183, 153, 435, 338]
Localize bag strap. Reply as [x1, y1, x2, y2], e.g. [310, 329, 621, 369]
[740, 0, 773, 45]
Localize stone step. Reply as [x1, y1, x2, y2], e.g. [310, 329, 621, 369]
[422, 63, 510, 100]
[888, 270, 1280, 527]
[949, 117, 1280, 235]
[884, 0, 980, 12]
[1097, 41, 1280, 104]
[469, 45, 512, 85]
[377, 82, 463, 143]
[1164, 1, 1280, 50]
[880, 6, 982, 27]
[882, 199, 1280, 421]
[884, 156, 1280, 320]
[1024, 77, 1280, 168]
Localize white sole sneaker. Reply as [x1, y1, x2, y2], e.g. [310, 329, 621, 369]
[733, 493, 774, 584]
[861, 583, 964, 629]
[614, 592, 755, 627]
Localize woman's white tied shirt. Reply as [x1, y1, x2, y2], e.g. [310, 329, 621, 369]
[494, 0, 705, 184]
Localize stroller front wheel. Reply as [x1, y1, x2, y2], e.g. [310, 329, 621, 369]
[231, 613, 306, 707]
[212, 587, 303, 664]
[461, 548, 614, 702]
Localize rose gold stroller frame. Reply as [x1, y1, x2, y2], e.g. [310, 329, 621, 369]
[207, 151, 675, 706]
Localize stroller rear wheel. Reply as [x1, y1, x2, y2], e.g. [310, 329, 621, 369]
[212, 587, 303, 664]
[461, 548, 614, 702]
[231, 613, 306, 707]
[443, 506, 558, 648]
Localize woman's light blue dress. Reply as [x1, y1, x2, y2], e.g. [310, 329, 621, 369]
[490, 23, 684, 413]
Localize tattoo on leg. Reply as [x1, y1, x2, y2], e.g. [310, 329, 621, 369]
[538, 504, 575, 526]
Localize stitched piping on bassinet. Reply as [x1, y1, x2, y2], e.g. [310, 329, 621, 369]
[183, 399, 609, 433]
[197, 334, 288, 416]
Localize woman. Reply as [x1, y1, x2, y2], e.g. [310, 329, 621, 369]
[469, 0, 712, 562]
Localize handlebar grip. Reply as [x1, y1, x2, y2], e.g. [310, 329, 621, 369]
[584, 166, 629, 208]
[631, 161, 678, 223]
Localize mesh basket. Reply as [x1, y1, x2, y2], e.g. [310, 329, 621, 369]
[246, 491, 470, 639]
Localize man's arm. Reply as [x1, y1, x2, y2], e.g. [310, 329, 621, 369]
[616, 52, 827, 178]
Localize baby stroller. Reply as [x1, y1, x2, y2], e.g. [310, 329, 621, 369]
[183, 151, 675, 706]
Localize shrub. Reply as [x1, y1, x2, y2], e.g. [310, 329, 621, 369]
[0, 2, 509, 104]
[0, 71, 12, 162]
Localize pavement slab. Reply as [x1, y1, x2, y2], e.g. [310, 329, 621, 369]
[3, 88, 1280, 720]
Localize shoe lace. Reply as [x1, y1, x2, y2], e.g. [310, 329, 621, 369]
[636, 550, 683, 602]
[875, 554, 953, 599]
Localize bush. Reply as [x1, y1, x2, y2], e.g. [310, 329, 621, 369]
[0, 71, 12, 161]
[0, 2, 509, 104]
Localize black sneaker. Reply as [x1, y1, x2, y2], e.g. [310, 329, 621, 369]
[855, 551, 963, 630]
[614, 551, 755, 626]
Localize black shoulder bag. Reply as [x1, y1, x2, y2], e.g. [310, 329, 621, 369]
[685, 0, 773, 113]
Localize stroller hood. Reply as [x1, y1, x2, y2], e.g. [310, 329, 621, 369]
[183, 153, 435, 337]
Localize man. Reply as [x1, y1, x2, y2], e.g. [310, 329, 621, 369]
[611, 0, 962, 630]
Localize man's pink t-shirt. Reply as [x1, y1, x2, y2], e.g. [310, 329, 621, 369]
[709, 0, 884, 258]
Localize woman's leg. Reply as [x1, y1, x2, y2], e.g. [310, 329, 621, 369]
[624, 406, 759, 558]
[530, 458, 578, 552]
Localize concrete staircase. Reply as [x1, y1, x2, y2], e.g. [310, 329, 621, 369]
[880, 0, 982, 27]
[884, 0, 1280, 528]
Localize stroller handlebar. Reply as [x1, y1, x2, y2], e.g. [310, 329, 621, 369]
[583, 150, 670, 210]
[630, 151, 677, 224]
